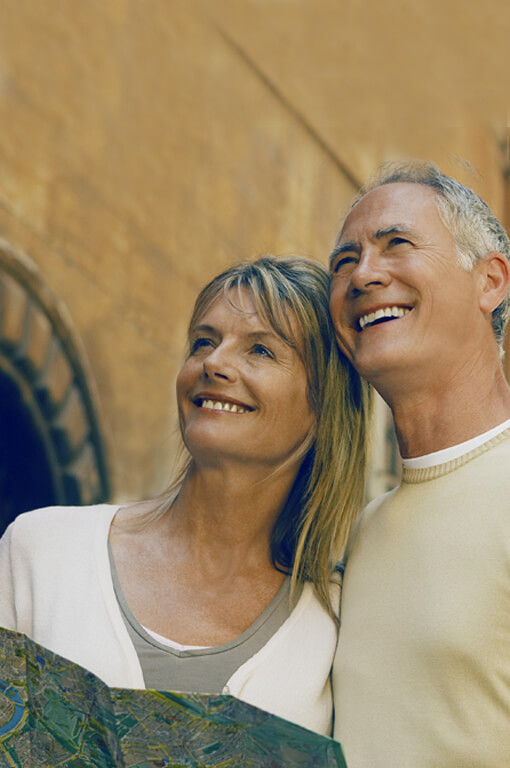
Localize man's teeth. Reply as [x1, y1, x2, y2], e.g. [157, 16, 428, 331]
[200, 399, 247, 413]
[359, 306, 410, 330]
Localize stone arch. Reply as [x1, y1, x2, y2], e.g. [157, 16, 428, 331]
[0, 240, 111, 535]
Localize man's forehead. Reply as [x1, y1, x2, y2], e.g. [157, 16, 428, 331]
[336, 182, 438, 244]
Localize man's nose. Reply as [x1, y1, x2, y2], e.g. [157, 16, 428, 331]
[349, 250, 391, 293]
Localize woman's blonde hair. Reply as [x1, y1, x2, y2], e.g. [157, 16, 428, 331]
[150, 256, 369, 615]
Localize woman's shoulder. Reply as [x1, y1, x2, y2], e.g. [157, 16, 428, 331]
[5, 503, 119, 544]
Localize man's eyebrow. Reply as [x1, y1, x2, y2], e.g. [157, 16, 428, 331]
[329, 242, 360, 268]
[373, 224, 416, 239]
[330, 223, 418, 267]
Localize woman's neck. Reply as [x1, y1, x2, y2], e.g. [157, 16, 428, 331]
[154, 461, 298, 575]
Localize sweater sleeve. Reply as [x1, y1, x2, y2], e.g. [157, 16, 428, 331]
[0, 511, 50, 637]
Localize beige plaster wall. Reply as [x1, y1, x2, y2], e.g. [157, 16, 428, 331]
[0, 0, 508, 500]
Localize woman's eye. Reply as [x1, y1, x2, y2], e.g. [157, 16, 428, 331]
[251, 344, 274, 358]
[190, 337, 214, 354]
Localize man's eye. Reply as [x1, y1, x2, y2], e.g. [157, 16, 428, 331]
[388, 237, 409, 247]
[190, 337, 214, 354]
[332, 255, 357, 274]
[251, 344, 274, 358]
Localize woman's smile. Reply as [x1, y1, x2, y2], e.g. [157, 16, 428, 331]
[193, 394, 255, 414]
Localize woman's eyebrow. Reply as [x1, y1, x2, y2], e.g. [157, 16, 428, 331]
[245, 330, 277, 339]
[190, 326, 284, 344]
[189, 324, 217, 335]
[245, 330, 288, 347]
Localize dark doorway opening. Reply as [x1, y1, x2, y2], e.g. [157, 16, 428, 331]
[0, 365, 58, 536]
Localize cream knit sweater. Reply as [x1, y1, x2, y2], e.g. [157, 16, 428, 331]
[0, 504, 338, 735]
[333, 428, 510, 768]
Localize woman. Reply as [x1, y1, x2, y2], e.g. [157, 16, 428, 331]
[0, 256, 369, 735]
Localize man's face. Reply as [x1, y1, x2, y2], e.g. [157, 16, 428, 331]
[329, 182, 486, 389]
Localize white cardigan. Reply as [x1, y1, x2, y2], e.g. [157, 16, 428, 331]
[0, 504, 338, 735]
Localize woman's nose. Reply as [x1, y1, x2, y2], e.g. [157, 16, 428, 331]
[201, 344, 238, 381]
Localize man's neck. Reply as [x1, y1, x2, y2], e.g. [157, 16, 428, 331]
[401, 417, 510, 468]
[383, 365, 510, 459]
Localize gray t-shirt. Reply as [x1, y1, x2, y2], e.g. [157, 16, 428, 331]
[109, 543, 292, 693]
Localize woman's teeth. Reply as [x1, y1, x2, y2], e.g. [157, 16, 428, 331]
[200, 399, 247, 413]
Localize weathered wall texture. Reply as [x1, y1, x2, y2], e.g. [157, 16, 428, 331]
[0, 0, 508, 501]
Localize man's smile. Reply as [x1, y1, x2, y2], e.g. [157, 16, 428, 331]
[356, 305, 412, 331]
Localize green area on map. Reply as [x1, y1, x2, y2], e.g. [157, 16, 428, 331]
[0, 627, 346, 767]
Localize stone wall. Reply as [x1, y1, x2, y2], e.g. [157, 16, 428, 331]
[0, 0, 508, 502]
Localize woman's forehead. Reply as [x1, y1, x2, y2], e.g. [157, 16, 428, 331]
[193, 286, 299, 344]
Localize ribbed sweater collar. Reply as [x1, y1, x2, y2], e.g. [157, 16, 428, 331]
[401, 426, 510, 484]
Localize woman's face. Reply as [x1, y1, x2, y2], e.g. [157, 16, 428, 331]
[176, 288, 315, 470]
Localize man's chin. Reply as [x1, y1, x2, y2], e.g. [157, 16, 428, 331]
[348, 353, 409, 389]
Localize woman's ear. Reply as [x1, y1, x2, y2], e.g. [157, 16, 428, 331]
[477, 252, 510, 314]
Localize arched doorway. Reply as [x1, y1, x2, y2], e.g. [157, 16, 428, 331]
[0, 359, 59, 526]
[0, 242, 110, 536]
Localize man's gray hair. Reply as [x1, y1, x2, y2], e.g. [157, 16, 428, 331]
[353, 160, 510, 352]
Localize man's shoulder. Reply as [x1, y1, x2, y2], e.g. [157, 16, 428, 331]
[363, 487, 399, 518]
[344, 487, 399, 559]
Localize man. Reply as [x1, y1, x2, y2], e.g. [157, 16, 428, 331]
[329, 161, 510, 768]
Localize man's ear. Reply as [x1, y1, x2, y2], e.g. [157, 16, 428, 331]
[477, 253, 510, 314]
